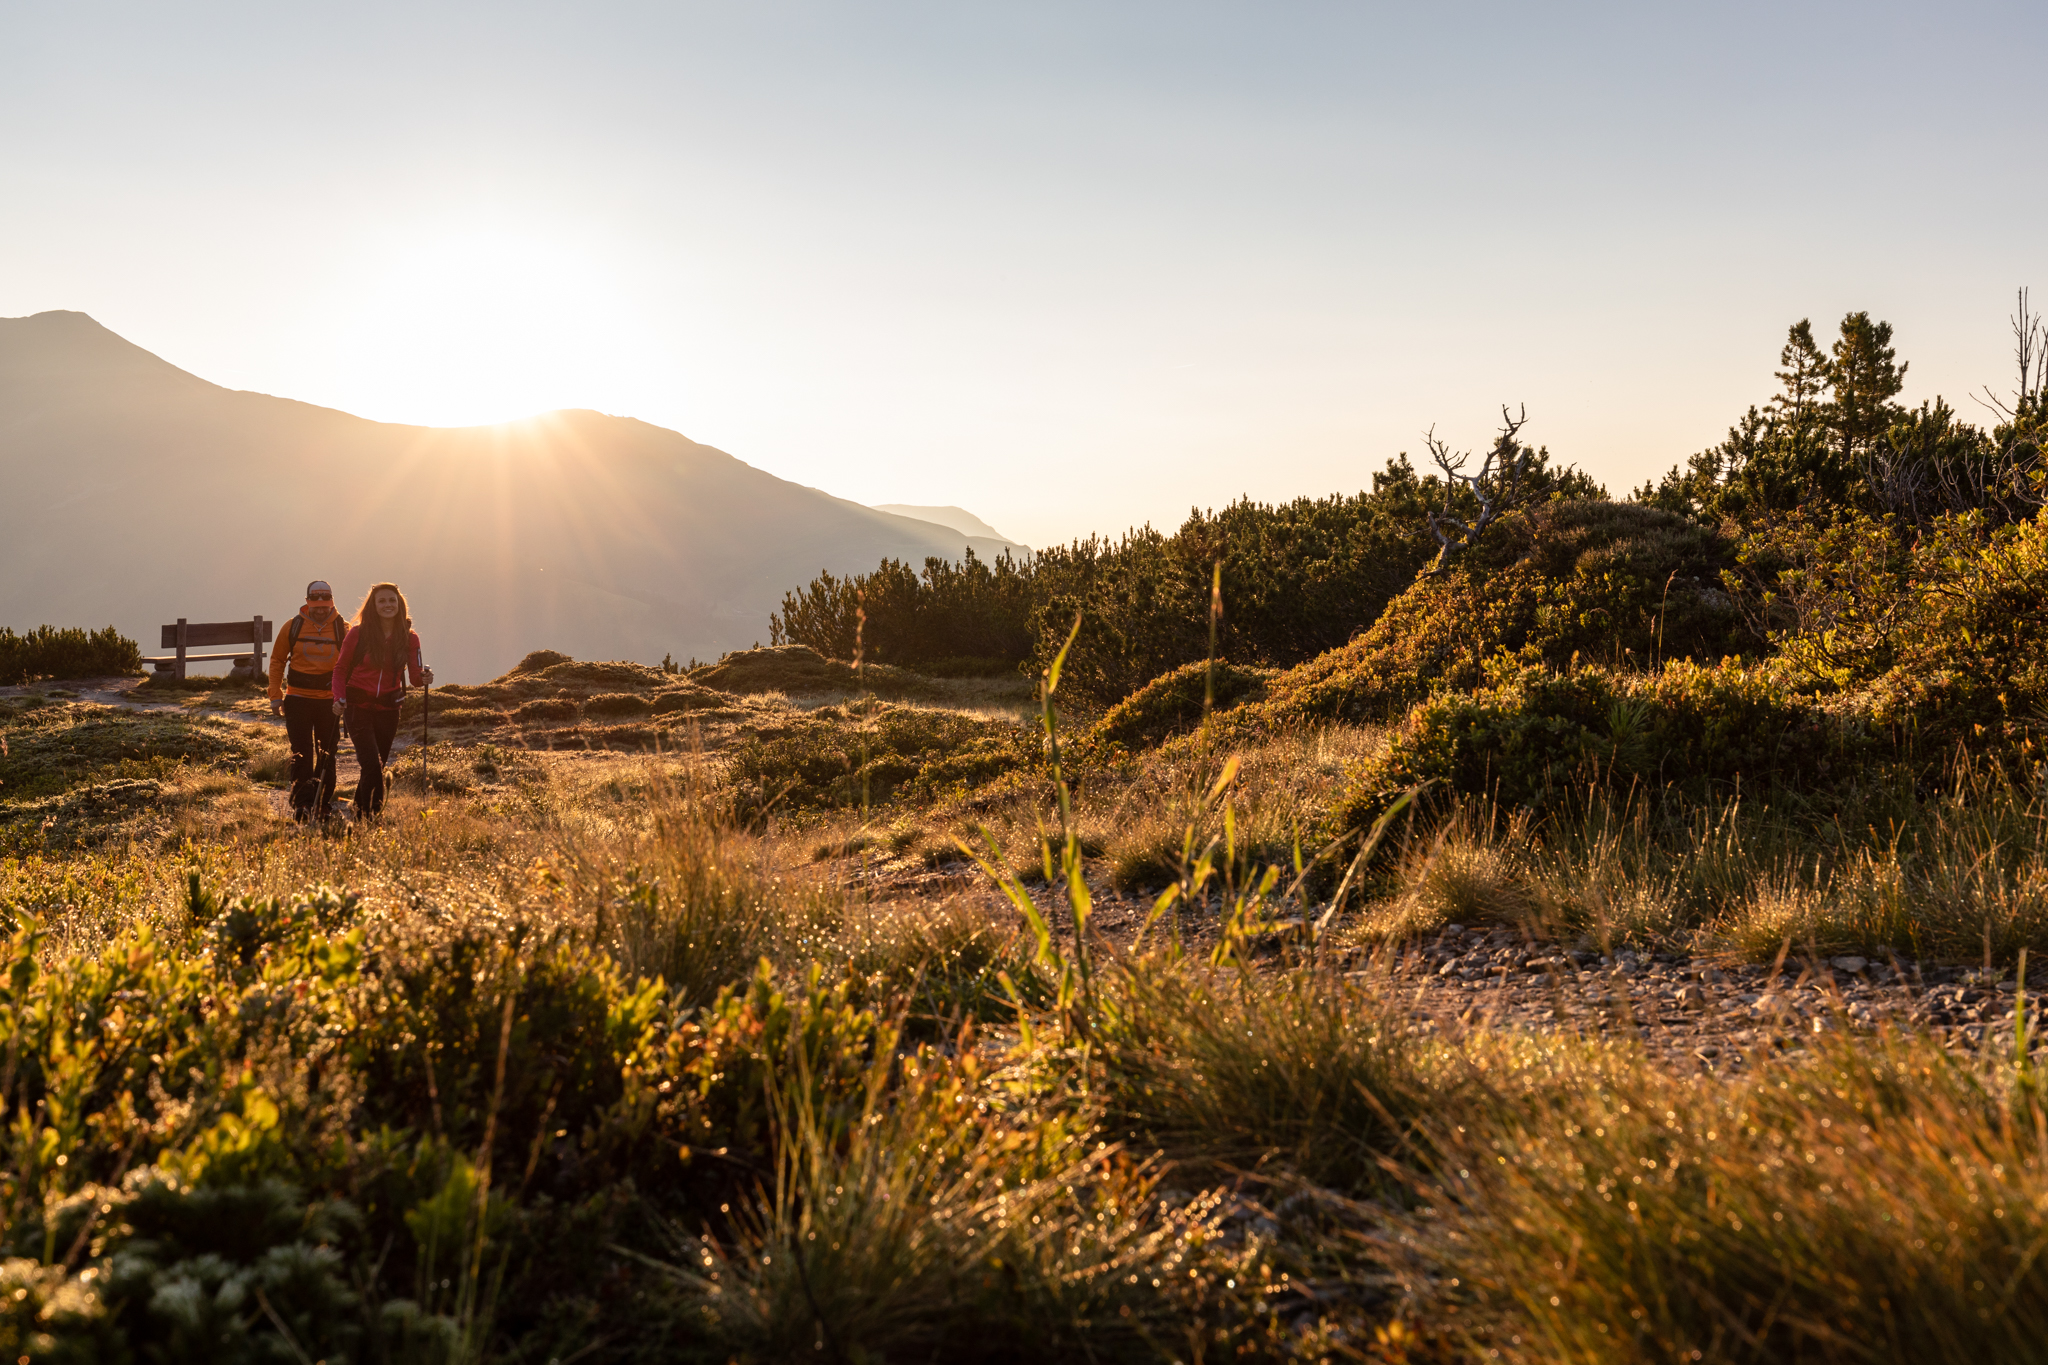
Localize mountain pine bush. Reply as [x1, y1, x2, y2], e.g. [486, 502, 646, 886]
[773, 453, 1600, 702]
[1225, 500, 1747, 734]
[1735, 505, 2048, 749]
[0, 625, 142, 684]
[1326, 659, 1880, 841]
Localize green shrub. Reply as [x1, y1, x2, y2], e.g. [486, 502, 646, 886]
[1736, 507, 2048, 748]
[2, 1173, 419, 1364]
[583, 691, 654, 717]
[651, 683, 734, 714]
[0, 626, 144, 685]
[505, 649, 572, 675]
[772, 454, 1601, 703]
[426, 706, 504, 727]
[1254, 500, 1746, 730]
[0, 706, 257, 803]
[1085, 659, 1274, 751]
[771, 548, 1040, 670]
[1330, 660, 1879, 842]
[727, 704, 1036, 813]
[690, 644, 933, 699]
[0, 890, 681, 1361]
[533, 659, 668, 690]
[348, 929, 668, 1181]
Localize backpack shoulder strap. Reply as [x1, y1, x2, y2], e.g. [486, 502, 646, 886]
[283, 616, 345, 656]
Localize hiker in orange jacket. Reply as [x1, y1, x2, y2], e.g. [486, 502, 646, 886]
[267, 580, 348, 821]
[331, 581, 432, 819]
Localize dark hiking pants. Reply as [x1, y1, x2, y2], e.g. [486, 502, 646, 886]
[284, 694, 340, 819]
[345, 705, 401, 817]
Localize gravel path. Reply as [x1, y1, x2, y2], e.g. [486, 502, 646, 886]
[869, 861, 2037, 1067]
[1372, 924, 2038, 1069]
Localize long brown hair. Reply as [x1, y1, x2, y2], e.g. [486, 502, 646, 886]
[352, 582, 414, 668]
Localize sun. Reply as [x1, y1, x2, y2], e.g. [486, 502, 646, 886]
[328, 223, 633, 428]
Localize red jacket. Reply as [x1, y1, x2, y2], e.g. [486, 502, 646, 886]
[332, 625, 424, 708]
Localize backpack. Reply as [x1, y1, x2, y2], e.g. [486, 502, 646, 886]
[283, 614, 347, 690]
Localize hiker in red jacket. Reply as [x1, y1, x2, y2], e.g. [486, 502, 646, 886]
[332, 581, 432, 819]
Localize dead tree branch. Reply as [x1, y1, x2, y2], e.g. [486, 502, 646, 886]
[1424, 404, 1531, 574]
[1974, 287, 2045, 423]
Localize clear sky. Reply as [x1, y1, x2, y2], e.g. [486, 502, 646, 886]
[6, 1, 2045, 549]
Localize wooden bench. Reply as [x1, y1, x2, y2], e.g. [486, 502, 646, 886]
[144, 617, 272, 680]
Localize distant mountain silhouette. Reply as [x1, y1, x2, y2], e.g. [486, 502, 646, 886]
[0, 311, 1018, 681]
[870, 504, 1025, 550]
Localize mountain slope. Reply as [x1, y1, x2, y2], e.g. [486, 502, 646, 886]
[0, 311, 1013, 680]
[870, 504, 1025, 549]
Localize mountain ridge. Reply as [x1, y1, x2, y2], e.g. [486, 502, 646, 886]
[0, 311, 1014, 681]
[870, 503, 1024, 550]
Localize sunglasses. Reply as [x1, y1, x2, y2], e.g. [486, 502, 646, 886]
[308, 593, 333, 601]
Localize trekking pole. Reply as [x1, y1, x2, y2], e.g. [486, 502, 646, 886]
[416, 642, 430, 795]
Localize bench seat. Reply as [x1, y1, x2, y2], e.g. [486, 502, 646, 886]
[153, 617, 272, 680]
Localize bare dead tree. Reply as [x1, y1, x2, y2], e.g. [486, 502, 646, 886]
[2020, 288, 2043, 412]
[1423, 404, 1532, 574]
[1955, 287, 2048, 513]
[1972, 288, 2044, 420]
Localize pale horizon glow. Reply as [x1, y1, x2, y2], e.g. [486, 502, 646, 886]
[6, 2, 2046, 548]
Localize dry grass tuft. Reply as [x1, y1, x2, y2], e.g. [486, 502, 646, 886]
[1412, 1033, 2048, 1363]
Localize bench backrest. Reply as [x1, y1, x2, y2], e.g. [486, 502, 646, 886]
[160, 620, 275, 648]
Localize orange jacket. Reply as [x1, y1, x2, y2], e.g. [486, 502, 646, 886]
[267, 606, 349, 701]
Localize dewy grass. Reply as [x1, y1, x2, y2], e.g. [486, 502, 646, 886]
[1410, 1032, 2048, 1364]
[646, 1033, 1253, 1363]
[538, 759, 1034, 1008]
[1099, 724, 1384, 895]
[1098, 957, 1441, 1194]
[1709, 767, 2048, 963]
[1328, 761, 2048, 965]
[1350, 808, 1538, 942]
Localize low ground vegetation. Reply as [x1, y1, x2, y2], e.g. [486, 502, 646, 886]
[8, 305, 2048, 1359]
[5, 597, 2048, 1360]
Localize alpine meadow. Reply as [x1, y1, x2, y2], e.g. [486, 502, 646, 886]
[8, 297, 2048, 1364]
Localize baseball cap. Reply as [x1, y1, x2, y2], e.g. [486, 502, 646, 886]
[306, 580, 333, 598]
